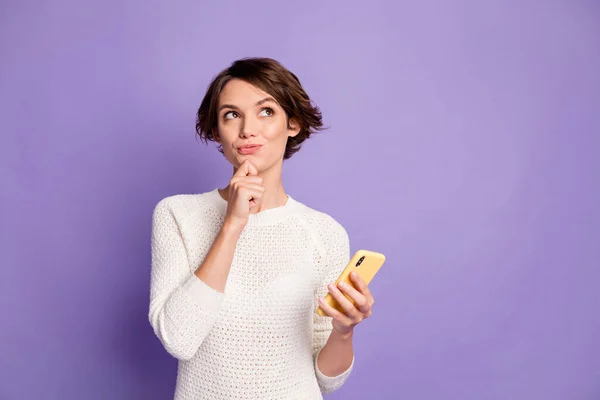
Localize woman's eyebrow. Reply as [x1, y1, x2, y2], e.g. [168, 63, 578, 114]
[219, 97, 277, 112]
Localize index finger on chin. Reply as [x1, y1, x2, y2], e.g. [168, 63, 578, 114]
[234, 160, 258, 177]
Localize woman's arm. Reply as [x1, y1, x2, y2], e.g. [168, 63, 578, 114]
[196, 160, 265, 292]
[310, 216, 355, 393]
[148, 198, 235, 361]
[149, 162, 263, 361]
[315, 270, 375, 378]
[316, 329, 354, 377]
[193, 220, 242, 292]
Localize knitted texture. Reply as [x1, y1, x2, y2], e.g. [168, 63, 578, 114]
[149, 189, 354, 399]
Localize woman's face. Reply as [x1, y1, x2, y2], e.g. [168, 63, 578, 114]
[215, 79, 300, 173]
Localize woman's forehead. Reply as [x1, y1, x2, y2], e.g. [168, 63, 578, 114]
[219, 79, 276, 107]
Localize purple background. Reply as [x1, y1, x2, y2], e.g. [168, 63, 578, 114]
[1, 1, 599, 399]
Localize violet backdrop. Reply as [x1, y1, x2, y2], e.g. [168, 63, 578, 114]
[1, 1, 599, 399]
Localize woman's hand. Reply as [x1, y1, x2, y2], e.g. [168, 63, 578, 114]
[318, 271, 375, 336]
[223, 160, 264, 233]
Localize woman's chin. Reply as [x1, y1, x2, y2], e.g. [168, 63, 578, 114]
[228, 153, 280, 174]
[231, 155, 262, 171]
[237, 154, 256, 164]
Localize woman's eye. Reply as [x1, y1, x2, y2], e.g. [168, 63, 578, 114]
[259, 108, 274, 117]
[224, 111, 238, 120]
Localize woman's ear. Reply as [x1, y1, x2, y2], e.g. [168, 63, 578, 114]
[288, 118, 301, 137]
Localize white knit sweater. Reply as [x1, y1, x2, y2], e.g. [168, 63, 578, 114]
[149, 188, 354, 399]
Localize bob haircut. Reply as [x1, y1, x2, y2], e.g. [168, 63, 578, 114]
[195, 57, 325, 160]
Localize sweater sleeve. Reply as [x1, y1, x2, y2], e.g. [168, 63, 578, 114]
[311, 216, 354, 394]
[148, 198, 224, 361]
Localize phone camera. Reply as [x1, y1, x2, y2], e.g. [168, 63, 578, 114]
[356, 256, 365, 267]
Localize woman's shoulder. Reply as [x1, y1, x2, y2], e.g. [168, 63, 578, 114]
[294, 201, 348, 241]
[154, 189, 211, 209]
[292, 202, 350, 262]
[152, 189, 222, 222]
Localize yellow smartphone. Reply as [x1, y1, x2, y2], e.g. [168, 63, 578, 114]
[316, 249, 386, 317]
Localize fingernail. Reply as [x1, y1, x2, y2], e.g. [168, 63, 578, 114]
[338, 282, 346, 288]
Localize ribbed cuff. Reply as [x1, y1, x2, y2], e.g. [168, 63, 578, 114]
[182, 274, 224, 313]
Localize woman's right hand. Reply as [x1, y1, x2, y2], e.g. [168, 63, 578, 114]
[223, 160, 264, 233]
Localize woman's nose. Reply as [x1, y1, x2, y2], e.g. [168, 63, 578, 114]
[240, 116, 260, 138]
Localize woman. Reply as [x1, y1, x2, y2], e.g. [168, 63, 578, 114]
[149, 57, 375, 399]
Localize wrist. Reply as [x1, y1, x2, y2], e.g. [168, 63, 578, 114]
[330, 327, 354, 342]
[221, 219, 244, 239]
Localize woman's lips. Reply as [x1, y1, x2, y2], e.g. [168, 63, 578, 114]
[238, 145, 262, 155]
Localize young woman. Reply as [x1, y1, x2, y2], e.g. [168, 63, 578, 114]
[149, 57, 375, 399]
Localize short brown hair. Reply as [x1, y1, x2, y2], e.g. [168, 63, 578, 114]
[195, 57, 325, 160]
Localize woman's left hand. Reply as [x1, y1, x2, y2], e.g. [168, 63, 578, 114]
[318, 271, 375, 336]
